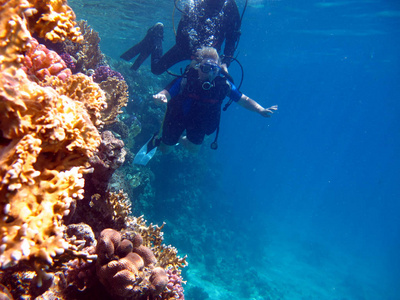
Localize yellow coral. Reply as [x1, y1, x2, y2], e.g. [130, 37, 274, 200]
[0, 1, 101, 268]
[43, 73, 107, 126]
[0, 0, 32, 70]
[26, 0, 83, 42]
[0, 67, 101, 268]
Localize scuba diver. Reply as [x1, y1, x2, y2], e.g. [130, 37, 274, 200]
[133, 47, 278, 164]
[120, 0, 242, 75]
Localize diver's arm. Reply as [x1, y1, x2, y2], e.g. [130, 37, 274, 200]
[237, 94, 278, 117]
[153, 77, 183, 104]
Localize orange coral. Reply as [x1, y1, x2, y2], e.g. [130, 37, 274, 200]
[0, 67, 101, 268]
[43, 73, 107, 126]
[0, 0, 32, 70]
[0, 0, 102, 269]
[26, 0, 82, 43]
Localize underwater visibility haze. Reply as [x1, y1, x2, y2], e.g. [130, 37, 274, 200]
[1, 0, 399, 299]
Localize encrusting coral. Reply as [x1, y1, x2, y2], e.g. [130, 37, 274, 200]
[0, 67, 101, 268]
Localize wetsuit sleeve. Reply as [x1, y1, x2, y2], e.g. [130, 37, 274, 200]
[227, 80, 242, 102]
[165, 77, 183, 98]
[222, 0, 241, 66]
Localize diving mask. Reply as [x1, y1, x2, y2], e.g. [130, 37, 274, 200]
[199, 60, 221, 75]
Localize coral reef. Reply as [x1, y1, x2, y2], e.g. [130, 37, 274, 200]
[0, 0, 96, 278]
[59, 20, 105, 74]
[0, 1, 187, 299]
[0, 67, 100, 269]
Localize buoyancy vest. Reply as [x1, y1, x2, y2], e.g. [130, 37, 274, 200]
[179, 68, 230, 106]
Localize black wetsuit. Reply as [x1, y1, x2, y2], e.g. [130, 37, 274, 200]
[122, 0, 241, 74]
[162, 68, 242, 145]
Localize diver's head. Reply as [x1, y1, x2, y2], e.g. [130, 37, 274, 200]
[193, 47, 221, 83]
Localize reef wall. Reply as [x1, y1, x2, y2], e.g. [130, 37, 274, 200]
[0, 1, 187, 299]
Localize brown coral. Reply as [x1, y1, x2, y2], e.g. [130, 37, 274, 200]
[59, 20, 105, 74]
[150, 267, 169, 296]
[96, 229, 145, 297]
[96, 228, 173, 298]
[99, 76, 129, 125]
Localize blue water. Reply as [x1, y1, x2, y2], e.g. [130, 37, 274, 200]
[70, 0, 400, 298]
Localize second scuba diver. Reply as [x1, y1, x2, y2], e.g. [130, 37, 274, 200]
[120, 0, 241, 75]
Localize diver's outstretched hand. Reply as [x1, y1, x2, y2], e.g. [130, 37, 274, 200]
[153, 91, 169, 104]
[260, 105, 278, 117]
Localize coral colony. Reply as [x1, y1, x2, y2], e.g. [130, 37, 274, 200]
[0, 0, 187, 299]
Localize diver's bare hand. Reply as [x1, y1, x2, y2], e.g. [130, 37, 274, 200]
[260, 105, 278, 117]
[153, 93, 168, 104]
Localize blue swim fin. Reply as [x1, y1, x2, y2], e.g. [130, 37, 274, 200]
[133, 134, 160, 165]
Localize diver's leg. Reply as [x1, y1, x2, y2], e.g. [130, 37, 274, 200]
[151, 44, 191, 75]
[159, 142, 174, 154]
[120, 42, 144, 61]
[130, 52, 150, 70]
[121, 23, 164, 69]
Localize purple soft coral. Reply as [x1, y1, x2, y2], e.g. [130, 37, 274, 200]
[59, 52, 76, 73]
[93, 65, 124, 83]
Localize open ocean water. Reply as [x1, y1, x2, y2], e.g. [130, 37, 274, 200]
[69, 0, 400, 299]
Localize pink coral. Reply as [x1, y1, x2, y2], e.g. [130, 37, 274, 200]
[164, 268, 186, 299]
[22, 38, 72, 81]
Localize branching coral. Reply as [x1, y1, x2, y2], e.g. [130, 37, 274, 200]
[130, 216, 188, 270]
